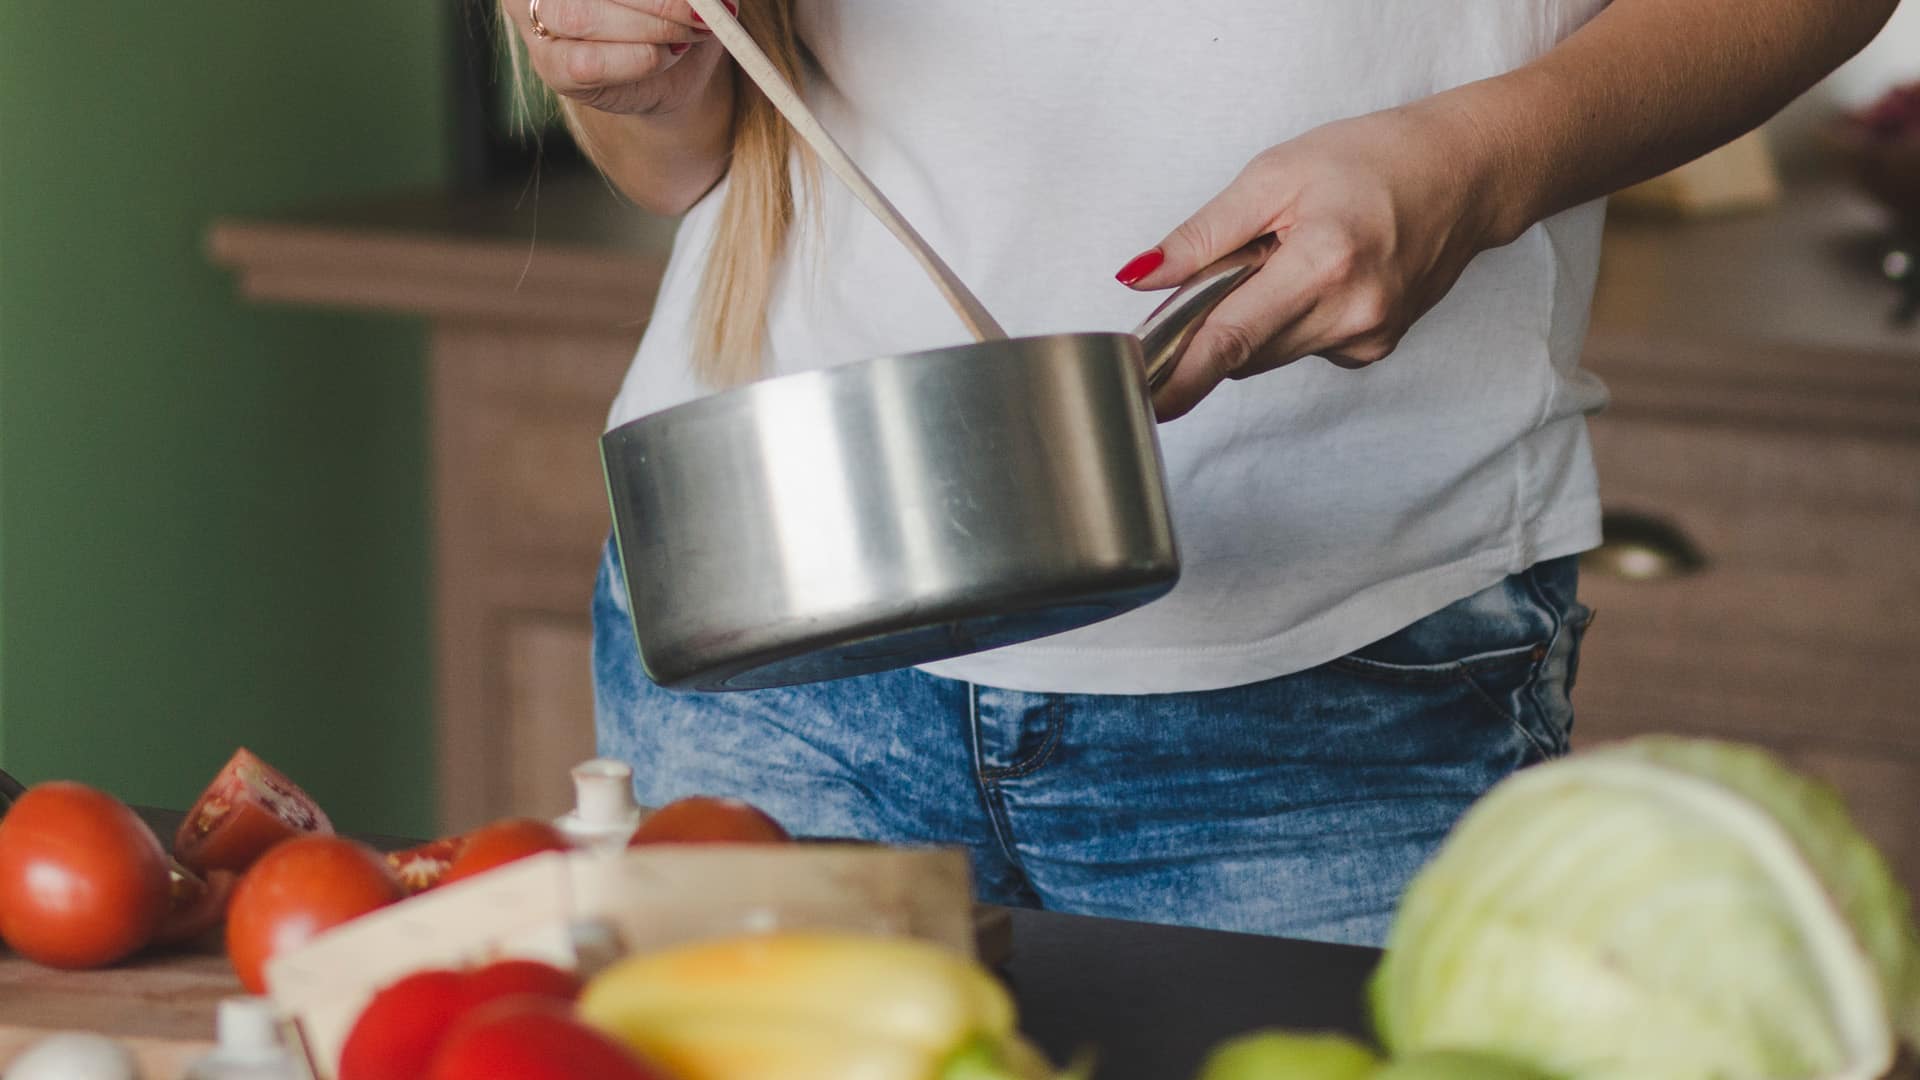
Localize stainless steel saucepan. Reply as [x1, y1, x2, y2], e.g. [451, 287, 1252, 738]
[601, 244, 1266, 692]
[600, 0, 1269, 691]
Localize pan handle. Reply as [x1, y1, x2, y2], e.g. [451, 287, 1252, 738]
[1136, 236, 1277, 392]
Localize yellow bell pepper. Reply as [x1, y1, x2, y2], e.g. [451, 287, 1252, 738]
[579, 931, 1068, 1080]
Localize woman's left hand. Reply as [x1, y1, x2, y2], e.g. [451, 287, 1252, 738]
[1116, 103, 1512, 420]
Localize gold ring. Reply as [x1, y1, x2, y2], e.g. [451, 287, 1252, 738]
[529, 0, 553, 40]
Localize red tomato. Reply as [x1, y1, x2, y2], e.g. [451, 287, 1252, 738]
[387, 836, 469, 895]
[175, 748, 333, 875]
[225, 836, 401, 993]
[440, 819, 568, 887]
[151, 859, 237, 949]
[338, 969, 473, 1080]
[463, 959, 582, 1008]
[627, 796, 790, 846]
[429, 998, 670, 1080]
[338, 961, 582, 1080]
[0, 782, 171, 969]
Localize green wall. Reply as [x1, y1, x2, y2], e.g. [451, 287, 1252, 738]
[0, 5, 451, 836]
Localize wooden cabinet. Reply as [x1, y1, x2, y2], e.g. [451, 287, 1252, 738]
[429, 325, 639, 828]
[211, 178, 668, 832]
[212, 177, 1920, 877]
[1568, 184, 1920, 889]
[1573, 333, 1920, 886]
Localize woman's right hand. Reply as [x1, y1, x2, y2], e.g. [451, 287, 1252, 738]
[508, 0, 734, 117]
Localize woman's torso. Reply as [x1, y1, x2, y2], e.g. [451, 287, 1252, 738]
[609, 0, 1614, 694]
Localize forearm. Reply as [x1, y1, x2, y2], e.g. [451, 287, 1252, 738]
[1424, 0, 1899, 245]
[560, 67, 735, 216]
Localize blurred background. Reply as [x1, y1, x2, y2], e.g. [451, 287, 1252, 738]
[0, 4, 1914, 851]
[0, 3, 460, 835]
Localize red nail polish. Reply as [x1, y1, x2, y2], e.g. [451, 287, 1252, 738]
[669, 42, 692, 54]
[1115, 249, 1165, 286]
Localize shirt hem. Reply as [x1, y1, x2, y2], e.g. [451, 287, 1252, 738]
[915, 504, 1603, 696]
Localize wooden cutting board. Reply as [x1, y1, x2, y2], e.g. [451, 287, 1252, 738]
[0, 942, 233, 1076]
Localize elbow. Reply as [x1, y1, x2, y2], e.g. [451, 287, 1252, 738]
[1844, 0, 1902, 53]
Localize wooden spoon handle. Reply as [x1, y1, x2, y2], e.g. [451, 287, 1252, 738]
[683, 0, 1007, 343]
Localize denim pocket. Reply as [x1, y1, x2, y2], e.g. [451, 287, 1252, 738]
[1332, 642, 1553, 759]
[1330, 641, 1544, 686]
[1329, 558, 1583, 761]
[1563, 605, 1595, 696]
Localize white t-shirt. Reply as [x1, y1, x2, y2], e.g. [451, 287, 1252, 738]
[606, 1, 1614, 695]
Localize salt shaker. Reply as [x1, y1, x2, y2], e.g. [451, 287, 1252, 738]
[553, 758, 642, 851]
[180, 997, 301, 1080]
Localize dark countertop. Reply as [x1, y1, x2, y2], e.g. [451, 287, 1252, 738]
[1593, 177, 1916, 359]
[131, 807, 1378, 1080]
[1004, 907, 1378, 1079]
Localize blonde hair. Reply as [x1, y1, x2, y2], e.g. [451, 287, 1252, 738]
[512, 1, 809, 387]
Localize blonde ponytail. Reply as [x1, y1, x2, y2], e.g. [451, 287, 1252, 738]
[512, 1, 808, 389]
[685, 0, 809, 388]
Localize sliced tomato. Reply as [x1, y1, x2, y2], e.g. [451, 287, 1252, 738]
[387, 836, 469, 895]
[175, 748, 333, 875]
[151, 858, 237, 948]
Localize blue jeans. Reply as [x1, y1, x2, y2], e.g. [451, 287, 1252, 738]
[593, 541, 1590, 946]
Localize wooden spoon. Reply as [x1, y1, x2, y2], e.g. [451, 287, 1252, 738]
[682, 0, 1007, 343]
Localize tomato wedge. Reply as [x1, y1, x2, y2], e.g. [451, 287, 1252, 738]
[152, 859, 236, 949]
[175, 748, 333, 875]
[387, 836, 469, 895]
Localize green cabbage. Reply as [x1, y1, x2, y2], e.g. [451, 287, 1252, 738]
[1369, 1050, 1551, 1079]
[1372, 737, 1920, 1080]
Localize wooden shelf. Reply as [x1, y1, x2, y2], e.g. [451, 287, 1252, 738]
[208, 175, 676, 328]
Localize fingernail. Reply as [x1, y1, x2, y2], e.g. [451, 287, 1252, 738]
[1115, 248, 1165, 286]
[669, 42, 692, 54]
